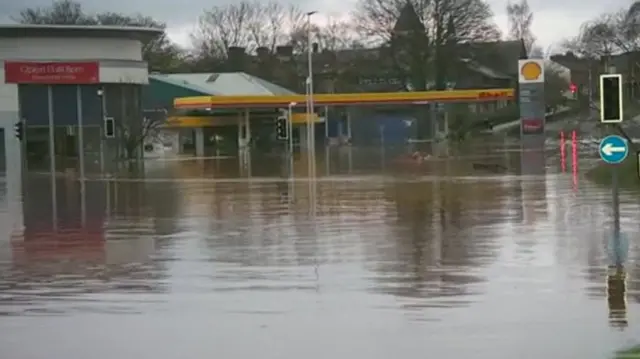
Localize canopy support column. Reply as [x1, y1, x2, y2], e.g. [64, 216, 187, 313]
[324, 105, 329, 143]
[194, 127, 205, 157]
[237, 109, 251, 149]
[238, 109, 251, 176]
[346, 109, 352, 143]
[244, 109, 251, 146]
[237, 112, 243, 148]
[169, 129, 180, 155]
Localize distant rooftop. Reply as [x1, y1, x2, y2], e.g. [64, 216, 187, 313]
[151, 72, 297, 96]
[0, 24, 162, 42]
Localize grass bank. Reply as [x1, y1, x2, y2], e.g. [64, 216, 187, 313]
[615, 346, 640, 358]
[585, 156, 639, 188]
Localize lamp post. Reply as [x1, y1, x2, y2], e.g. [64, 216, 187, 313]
[287, 102, 296, 152]
[305, 11, 316, 150]
[305, 11, 317, 180]
[287, 101, 297, 201]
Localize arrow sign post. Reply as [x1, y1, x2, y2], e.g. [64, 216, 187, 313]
[598, 135, 627, 248]
[598, 74, 628, 263]
[599, 135, 629, 164]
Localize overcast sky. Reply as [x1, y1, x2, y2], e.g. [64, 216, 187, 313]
[0, 0, 634, 52]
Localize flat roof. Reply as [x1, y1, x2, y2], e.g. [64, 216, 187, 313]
[153, 72, 296, 97]
[0, 24, 162, 42]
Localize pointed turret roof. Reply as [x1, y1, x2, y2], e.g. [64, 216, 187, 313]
[393, 2, 424, 33]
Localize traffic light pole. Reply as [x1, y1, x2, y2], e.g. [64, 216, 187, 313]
[600, 68, 625, 266]
[76, 85, 86, 227]
[608, 122, 638, 252]
[47, 85, 58, 231]
[20, 117, 27, 208]
[611, 152, 620, 240]
[287, 107, 295, 202]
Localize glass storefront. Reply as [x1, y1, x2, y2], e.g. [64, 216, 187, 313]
[25, 125, 103, 173]
[19, 83, 144, 174]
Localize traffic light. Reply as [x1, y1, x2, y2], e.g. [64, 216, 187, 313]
[569, 83, 577, 99]
[275, 116, 288, 140]
[600, 74, 623, 123]
[104, 117, 115, 138]
[14, 121, 23, 141]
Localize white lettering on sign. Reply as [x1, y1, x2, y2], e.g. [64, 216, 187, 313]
[20, 64, 86, 75]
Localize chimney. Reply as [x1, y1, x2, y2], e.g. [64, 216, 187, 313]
[312, 42, 319, 53]
[256, 46, 269, 60]
[276, 45, 293, 60]
[227, 46, 245, 71]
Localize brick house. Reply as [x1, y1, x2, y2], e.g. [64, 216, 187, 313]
[204, 2, 526, 96]
[551, 51, 640, 105]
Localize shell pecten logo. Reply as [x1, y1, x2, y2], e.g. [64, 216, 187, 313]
[520, 61, 542, 81]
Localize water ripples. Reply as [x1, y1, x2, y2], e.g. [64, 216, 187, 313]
[1, 145, 640, 358]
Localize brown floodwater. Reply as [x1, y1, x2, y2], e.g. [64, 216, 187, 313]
[0, 140, 639, 359]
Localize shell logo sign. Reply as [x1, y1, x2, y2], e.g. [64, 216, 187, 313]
[518, 59, 544, 83]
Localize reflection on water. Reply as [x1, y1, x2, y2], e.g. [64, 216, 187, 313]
[608, 266, 628, 330]
[0, 140, 640, 358]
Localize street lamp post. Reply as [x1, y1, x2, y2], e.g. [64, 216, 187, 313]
[287, 101, 297, 201]
[305, 10, 317, 179]
[287, 102, 296, 152]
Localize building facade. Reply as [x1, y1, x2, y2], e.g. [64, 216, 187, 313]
[0, 24, 161, 236]
[551, 51, 640, 106]
[1, 24, 161, 173]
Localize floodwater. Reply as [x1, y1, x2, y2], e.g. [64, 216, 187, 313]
[1, 138, 640, 359]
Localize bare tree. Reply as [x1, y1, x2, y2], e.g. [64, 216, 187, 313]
[352, 0, 501, 91]
[557, 4, 640, 104]
[559, 6, 640, 61]
[350, 0, 501, 142]
[120, 116, 165, 161]
[288, 16, 362, 53]
[14, 0, 182, 72]
[505, 0, 535, 54]
[13, 0, 93, 25]
[354, 0, 500, 44]
[319, 16, 364, 51]
[95, 13, 184, 72]
[191, 1, 304, 58]
[545, 65, 570, 111]
[116, 87, 167, 161]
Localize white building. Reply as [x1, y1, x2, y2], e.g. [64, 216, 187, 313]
[0, 24, 161, 239]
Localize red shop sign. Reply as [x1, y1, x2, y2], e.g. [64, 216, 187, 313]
[522, 118, 543, 130]
[478, 91, 509, 99]
[4, 61, 100, 84]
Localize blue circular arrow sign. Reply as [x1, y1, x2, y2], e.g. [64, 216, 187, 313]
[599, 135, 629, 164]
